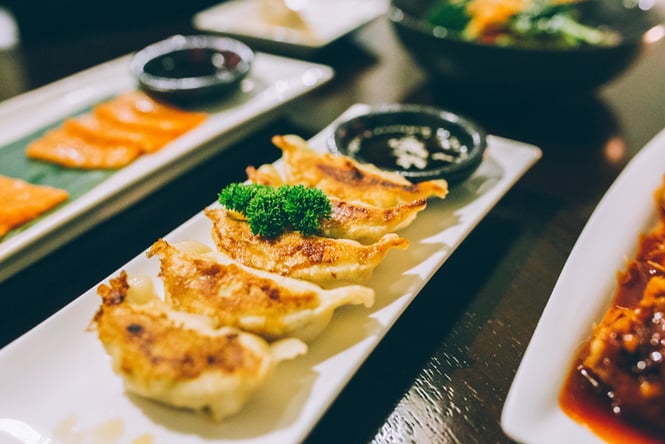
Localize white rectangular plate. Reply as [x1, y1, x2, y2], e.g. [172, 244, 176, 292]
[0, 104, 541, 444]
[193, 0, 388, 54]
[0, 51, 334, 282]
[501, 127, 665, 443]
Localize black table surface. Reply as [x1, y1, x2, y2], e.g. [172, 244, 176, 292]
[1, 6, 665, 443]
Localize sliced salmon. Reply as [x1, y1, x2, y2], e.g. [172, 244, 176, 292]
[0, 175, 69, 239]
[63, 114, 172, 154]
[26, 127, 142, 169]
[25, 91, 207, 169]
[94, 92, 207, 137]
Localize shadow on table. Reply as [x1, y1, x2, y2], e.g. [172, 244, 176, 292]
[408, 80, 627, 204]
[2, 0, 221, 45]
[303, 209, 535, 443]
[416, 81, 621, 149]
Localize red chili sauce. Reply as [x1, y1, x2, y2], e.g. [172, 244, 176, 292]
[559, 185, 665, 443]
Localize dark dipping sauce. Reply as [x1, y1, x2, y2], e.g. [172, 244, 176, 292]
[348, 125, 471, 173]
[130, 35, 254, 104]
[559, 184, 665, 444]
[331, 106, 487, 184]
[143, 48, 243, 79]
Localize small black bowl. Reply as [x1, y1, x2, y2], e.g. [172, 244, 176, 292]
[390, 0, 665, 92]
[329, 104, 487, 185]
[130, 34, 254, 104]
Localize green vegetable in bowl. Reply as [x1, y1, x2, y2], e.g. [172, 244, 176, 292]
[218, 183, 332, 238]
[426, 1, 469, 31]
[426, 0, 620, 48]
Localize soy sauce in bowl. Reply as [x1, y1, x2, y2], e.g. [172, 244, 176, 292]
[330, 104, 487, 185]
[130, 35, 254, 104]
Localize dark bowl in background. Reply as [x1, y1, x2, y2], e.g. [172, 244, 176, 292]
[130, 34, 254, 104]
[389, 0, 665, 92]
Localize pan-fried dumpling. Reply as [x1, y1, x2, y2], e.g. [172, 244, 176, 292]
[205, 207, 408, 286]
[245, 163, 284, 186]
[148, 239, 375, 342]
[92, 271, 306, 421]
[246, 165, 428, 244]
[270, 134, 448, 208]
[321, 198, 426, 244]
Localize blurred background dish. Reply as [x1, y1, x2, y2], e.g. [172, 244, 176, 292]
[193, 0, 388, 56]
[2, 0, 220, 45]
[389, 0, 665, 92]
[130, 34, 254, 104]
[329, 104, 487, 185]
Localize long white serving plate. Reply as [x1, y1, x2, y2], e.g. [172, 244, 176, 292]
[0, 104, 541, 444]
[0, 50, 334, 283]
[502, 127, 665, 443]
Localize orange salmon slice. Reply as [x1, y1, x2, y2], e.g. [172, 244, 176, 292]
[25, 91, 207, 169]
[26, 127, 142, 169]
[94, 92, 207, 136]
[63, 114, 172, 154]
[0, 175, 69, 239]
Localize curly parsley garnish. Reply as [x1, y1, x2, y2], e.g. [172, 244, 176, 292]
[218, 183, 332, 238]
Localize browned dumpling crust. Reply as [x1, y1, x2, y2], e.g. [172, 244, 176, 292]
[270, 134, 448, 208]
[205, 206, 408, 286]
[89, 130, 448, 422]
[246, 164, 427, 244]
[148, 239, 374, 342]
[321, 197, 427, 244]
[92, 271, 306, 421]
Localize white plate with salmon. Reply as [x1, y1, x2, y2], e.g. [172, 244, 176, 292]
[0, 104, 541, 444]
[0, 49, 334, 282]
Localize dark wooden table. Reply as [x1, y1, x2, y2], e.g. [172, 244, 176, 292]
[1, 7, 665, 443]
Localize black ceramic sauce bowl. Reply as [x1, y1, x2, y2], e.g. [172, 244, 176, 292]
[130, 34, 254, 104]
[329, 104, 487, 185]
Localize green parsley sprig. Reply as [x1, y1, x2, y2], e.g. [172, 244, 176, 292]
[218, 183, 332, 238]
